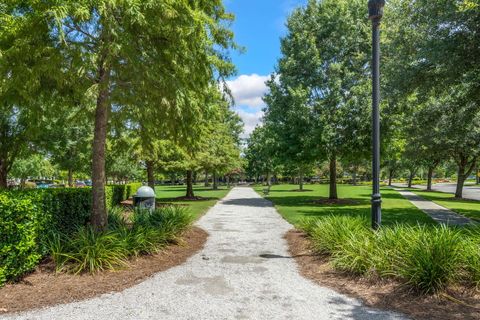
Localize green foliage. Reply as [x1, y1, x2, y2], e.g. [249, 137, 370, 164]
[0, 193, 43, 286]
[105, 182, 142, 209]
[46, 206, 194, 274]
[303, 216, 480, 294]
[0, 184, 141, 286]
[50, 226, 129, 274]
[10, 154, 55, 181]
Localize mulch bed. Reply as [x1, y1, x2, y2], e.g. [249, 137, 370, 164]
[286, 229, 480, 320]
[0, 227, 208, 315]
[307, 198, 360, 205]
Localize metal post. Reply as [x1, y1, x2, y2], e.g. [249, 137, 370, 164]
[369, 0, 385, 230]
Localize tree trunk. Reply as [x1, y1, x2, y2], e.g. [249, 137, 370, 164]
[427, 166, 434, 191]
[329, 155, 338, 200]
[352, 166, 358, 186]
[299, 167, 304, 191]
[213, 172, 218, 190]
[455, 167, 466, 199]
[407, 169, 415, 188]
[90, 60, 110, 232]
[455, 157, 477, 198]
[226, 175, 230, 188]
[186, 170, 194, 198]
[68, 169, 74, 187]
[204, 170, 209, 187]
[193, 171, 197, 184]
[388, 169, 394, 186]
[0, 161, 8, 189]
[266, 170, 271, 187]
[476, 168, 480, 185]
[146, 160, 155, 190]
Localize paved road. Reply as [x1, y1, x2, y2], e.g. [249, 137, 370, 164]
[393, 183, 480, 201]
[2, 187, 407, 320]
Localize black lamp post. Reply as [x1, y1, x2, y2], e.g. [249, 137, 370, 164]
[369, 0, 385, 230]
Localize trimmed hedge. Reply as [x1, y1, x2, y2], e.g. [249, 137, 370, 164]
[0, 194, 43, 286]
[0, 183, 142, 286]
[106, 182, 142, 208]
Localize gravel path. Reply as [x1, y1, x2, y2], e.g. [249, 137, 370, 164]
[2, 187, 407, 320]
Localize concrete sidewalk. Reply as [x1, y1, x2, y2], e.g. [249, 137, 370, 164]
[393, 188, 475, 226]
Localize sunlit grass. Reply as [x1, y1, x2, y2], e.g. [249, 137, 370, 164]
[254, 184, 434, 226]
[155, 184, 231, 219]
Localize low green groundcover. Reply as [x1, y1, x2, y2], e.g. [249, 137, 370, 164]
[301, 216, 480, 294]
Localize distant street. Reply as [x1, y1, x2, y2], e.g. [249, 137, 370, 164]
[392, 183, 480, 201]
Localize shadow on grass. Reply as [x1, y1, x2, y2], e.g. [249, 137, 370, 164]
[156, 197, 220, 203]
[156, 187, 227, 193]
[264, 196, 369, 208]
[295, 207, 434, 226]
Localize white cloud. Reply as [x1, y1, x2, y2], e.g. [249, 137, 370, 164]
[226, 74, 270, 109]
[236, 109, 264, 139]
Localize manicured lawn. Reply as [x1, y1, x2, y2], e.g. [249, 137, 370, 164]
[410, 189, 480, 222]
[155, 185, 231, 219]
[254, 184, 434, 226]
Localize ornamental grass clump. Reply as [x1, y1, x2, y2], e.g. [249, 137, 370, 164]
[45, 205, 194, 274]
[393, 225, 464, 294]
[302, 216, 480, 294]
[305, 215, 368, 254]
[462, 226, 480, 289]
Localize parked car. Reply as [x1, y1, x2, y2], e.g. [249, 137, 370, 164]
[49, 184, 66, 188]
[36, 182, 51, 189]
[75, 181, 87, 188]
[84, 180, 92, 187]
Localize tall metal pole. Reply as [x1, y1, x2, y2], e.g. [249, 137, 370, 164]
[369, 0, 385, 230]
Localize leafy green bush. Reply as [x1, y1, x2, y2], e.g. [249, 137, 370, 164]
[45, 205, 194, 274]
[105, 183, 142, 209]
[302, 216, 480, 294]
[0, 194, 43, 285]
[0, 184, 141, 286]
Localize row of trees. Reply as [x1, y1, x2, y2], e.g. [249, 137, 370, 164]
[245, 0, 479, 199]
[0, 1, 242, 230]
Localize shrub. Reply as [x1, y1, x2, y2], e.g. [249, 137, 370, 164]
[44, 205, 194, 274]
[303, 216, 480, 294]
[303, 215, 368, 254]
[0, 194, 43, 284]
[393, 225, 464, 294]
[462, 227, 480, 288]
[0, 184, 140, 286]
[49, 226, 129, 274]
[105, 183, 142, 209]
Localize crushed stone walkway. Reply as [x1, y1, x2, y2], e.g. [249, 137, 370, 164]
[2, 187, 407, 320]
[393, 188, 474, 226]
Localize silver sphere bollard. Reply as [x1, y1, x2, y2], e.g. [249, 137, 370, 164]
[133, 186, 156, 211]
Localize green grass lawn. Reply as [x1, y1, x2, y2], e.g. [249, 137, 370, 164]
[254, 184, 434, 226]
[154, 184, 231, 219]
[409, 189, 480, 222]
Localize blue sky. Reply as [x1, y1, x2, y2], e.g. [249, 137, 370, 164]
[224, 0, 307, 137]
